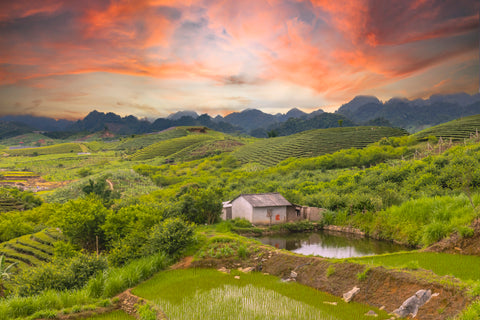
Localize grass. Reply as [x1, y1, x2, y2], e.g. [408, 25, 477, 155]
[133, 268, 389, 320]
[232, 126, 407, 166]
[84, 310, 136, 320]
[349, 252, 480, 282]
[415, 114, 480, 141]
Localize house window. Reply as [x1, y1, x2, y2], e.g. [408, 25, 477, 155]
[275, 214, 280, 221]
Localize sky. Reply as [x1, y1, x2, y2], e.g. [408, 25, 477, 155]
[0, 0, 478, 120]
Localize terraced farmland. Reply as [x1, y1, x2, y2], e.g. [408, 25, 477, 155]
[113, 127, 189, 153]
[415, 114, 480, 141]
[0, 228, 62, 270]
[129, 134, 218, 161]
[5, 143, 84, 156]
[232, 126, 407, 166]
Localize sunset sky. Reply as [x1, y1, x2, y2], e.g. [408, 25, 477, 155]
[0, 0, 478, 120]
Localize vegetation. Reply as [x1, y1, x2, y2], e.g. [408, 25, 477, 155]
[232, 126, 407, 165]
[350, 252, 480, 282]
[133, 268, 389, 320]
[5, 143, 84, 156]
[415, 114, 480, 141]
[0, 120, 479, 319]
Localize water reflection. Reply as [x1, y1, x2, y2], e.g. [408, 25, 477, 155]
[254, 230, 412, 258]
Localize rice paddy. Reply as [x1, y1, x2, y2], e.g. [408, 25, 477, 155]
[133, 268, 389, 320]
[349, 252, 480, 281]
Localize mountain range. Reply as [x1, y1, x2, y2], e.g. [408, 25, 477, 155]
[1, 92, 479, 139]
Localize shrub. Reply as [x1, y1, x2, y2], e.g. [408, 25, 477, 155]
[144, 218, 195, 256]
[136, 303, 157, 320]
[16, 254, 107, 296]
[326, 265, 335, 277]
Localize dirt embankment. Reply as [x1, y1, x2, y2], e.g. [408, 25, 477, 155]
[192, 249, 470, 320]
[425, 218, 480, 255]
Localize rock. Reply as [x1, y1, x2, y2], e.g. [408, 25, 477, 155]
[217, 267, 230, 273]
[343, 286, 360, 303]
[234, 276, 240, 280]
[365, 310, 378, 317]
[323, 301, 337, 306]
[238, 267, 255, 273]
[393, 289, 432, 318]
[290, 271, 298, 278]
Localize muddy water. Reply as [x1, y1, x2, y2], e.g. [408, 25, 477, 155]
[254, 230, 412, 258]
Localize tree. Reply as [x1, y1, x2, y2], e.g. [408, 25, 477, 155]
[55, 195, 109, 251]
[145, 218, 195, 255]
[177, 187, 222, 224]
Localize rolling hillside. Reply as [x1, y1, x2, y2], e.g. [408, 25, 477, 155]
[232, 126, 407, 166]
[415, 114, 480, 141]
[4, 143, 84, 156]
[128, 128, 236, 161]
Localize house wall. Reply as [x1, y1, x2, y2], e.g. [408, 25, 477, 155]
[302, 207, 325, 221]
[286, 206, 302, 222]
[252, 206, 287, 225]
[231, 196, 253, 221]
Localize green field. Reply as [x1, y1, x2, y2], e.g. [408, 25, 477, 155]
[5, 143, 84, 156]
[415, 114, 480, 141]
[349, 251, 480, 281]
[232, 126, 407, 166]
[133, 268, 389, 320]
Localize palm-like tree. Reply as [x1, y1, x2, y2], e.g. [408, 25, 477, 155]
[0, 255, 17, 298]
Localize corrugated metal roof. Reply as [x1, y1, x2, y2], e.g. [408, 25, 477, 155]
[234, 193, 291, 207]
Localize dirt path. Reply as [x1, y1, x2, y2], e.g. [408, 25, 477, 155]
[105, 179, 114, 191]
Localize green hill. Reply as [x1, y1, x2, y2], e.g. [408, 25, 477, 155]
[5, 143, 84, 156]
[0, 133, 57, 147]
[129, 128, 230, 161]
[415, 114, 480, 141]
[112, 127, 189, 153]
[232, 126, 407, 166]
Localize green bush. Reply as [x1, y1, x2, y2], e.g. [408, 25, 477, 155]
[145, 218, 195, 255]
[136, 303, 157, 320]
[16, 254, 107, 296]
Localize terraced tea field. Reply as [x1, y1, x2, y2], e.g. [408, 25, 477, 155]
[233, 126, 407, 166]
[129, 134, 218, 161]
[111, 127, 189, 153]
[0, 228, 61, 270]
[415, 114, 480, 141]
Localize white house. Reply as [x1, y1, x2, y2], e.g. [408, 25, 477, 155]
[222, 193, 294, 225]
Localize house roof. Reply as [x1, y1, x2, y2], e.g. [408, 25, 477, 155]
[233, 193, 292, 207]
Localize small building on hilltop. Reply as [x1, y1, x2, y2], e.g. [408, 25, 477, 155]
[221, 193, 325, 225]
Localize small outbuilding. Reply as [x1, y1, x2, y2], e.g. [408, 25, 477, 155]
[222, 192, 325, 225]
[221, 193, 292, 225]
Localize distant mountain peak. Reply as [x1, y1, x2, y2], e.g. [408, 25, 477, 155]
[167, 110, 199, 120]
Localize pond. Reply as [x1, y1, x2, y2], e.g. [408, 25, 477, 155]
[254, 230, 413, 258]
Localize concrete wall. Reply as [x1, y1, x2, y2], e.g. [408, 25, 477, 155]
[231, 196, 253, 221]
[252, 206, 287, 225]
